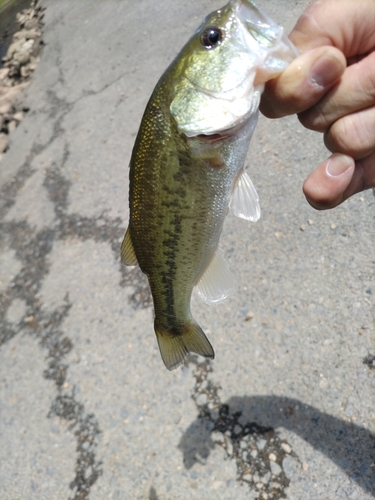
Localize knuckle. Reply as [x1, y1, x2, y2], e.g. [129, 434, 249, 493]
[326, 110, 375, 156]
[298, 104, 327, 132]
[358, 53, 375, 101]
[325, 119, 353, 152]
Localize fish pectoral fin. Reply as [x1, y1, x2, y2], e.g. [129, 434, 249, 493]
[229, 170, 260, 222]
[121, 228, 138, 266]
[155, 321, 214, 371]
[196, 248, 235, 305]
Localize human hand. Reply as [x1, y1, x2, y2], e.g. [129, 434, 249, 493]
[260, 0, 375, 209]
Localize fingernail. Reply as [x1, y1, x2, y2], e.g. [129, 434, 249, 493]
[309, 54, 344, 88]
[326, 154, 353, 177]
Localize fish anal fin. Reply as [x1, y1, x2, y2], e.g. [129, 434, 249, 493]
[121, 228, 138, 266]
[230, 170, 260, 222]
[196, 248, 235, 305]
[155, 320, 214, 371]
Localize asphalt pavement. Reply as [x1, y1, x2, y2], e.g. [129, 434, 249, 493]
[0, 1, 374, 499]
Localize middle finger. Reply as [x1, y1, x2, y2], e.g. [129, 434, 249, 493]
[298, 50, 375, 131]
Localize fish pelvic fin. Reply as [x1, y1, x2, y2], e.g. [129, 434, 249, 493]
[230, 170, 260, 222]
[155, 320, 214, 371]
[196, 248, 235, 305]
[121, 227, 138, 266]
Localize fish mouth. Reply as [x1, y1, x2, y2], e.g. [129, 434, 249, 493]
[196, 133, 225, 142]
[195, 113, 252, 142]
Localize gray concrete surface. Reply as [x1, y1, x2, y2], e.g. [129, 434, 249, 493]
[0, 1, 374, 499]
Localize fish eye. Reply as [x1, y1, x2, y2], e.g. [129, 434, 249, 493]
[200, 27, 223, 49]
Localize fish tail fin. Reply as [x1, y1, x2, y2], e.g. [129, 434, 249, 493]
[155, 320, 214, 371]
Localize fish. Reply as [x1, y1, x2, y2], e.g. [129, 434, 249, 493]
[121, 0, 298, 370]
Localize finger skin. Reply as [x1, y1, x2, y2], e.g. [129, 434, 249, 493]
[299, 51, 375, 132]
[324, 106, 375, 159]
[260, 47, 346, 119]
[262, 0, 375, 120]
[290, 0, 375, 55]
[262, 0, 375, 209]
[303, 152, 375, 210]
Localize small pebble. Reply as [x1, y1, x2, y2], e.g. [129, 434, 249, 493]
[13, 111, 24, 122]
[330, 223, 337, 230]
[211, 431, 224, 443]
[269, 452, 277, 462]
[257, 439, 267, 450]
[281, 443, 292, 454]
[196, 393, 207, 406]
[300, 224, 306, 231]
[8, 120, 17, 133]
[0, 103, 12, 114]
[24, 315, 38, 328]
[0, 133, 9, 153]
[226, 440, 233, 455]
[302, 462, 309, 471]
[261, 472, 271, 484]
[270, 461, 282, 475]
[20, 66, 30, 78]
[0, 67, 10, 80]
[245, 311, 254, 321]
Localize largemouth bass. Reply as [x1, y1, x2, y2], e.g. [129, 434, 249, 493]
[122, 0, 297, 370]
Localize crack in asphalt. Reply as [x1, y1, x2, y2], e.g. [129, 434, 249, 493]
[180, 357, 375, 497]
[181, 357, 300, 499]
[0, 157, 152, 499]
[0, 102, 298, 497]
[363, 354, 375, 370]
[0, 50, 151, 498]
[0, 163, 151, 500]
[49, 390, 103, 500]
[2, 3, 372, 499]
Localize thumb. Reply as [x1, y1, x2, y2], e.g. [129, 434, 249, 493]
[302, 153, 355, 210]
[260, 46, 346, 119]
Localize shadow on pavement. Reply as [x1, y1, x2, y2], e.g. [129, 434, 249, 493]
[178, 359, 375, 496]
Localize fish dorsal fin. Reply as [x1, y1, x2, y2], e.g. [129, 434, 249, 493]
[121, 228, 138, 266]
[229, 170, 260, 222]
[196, 249, 235, 305]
